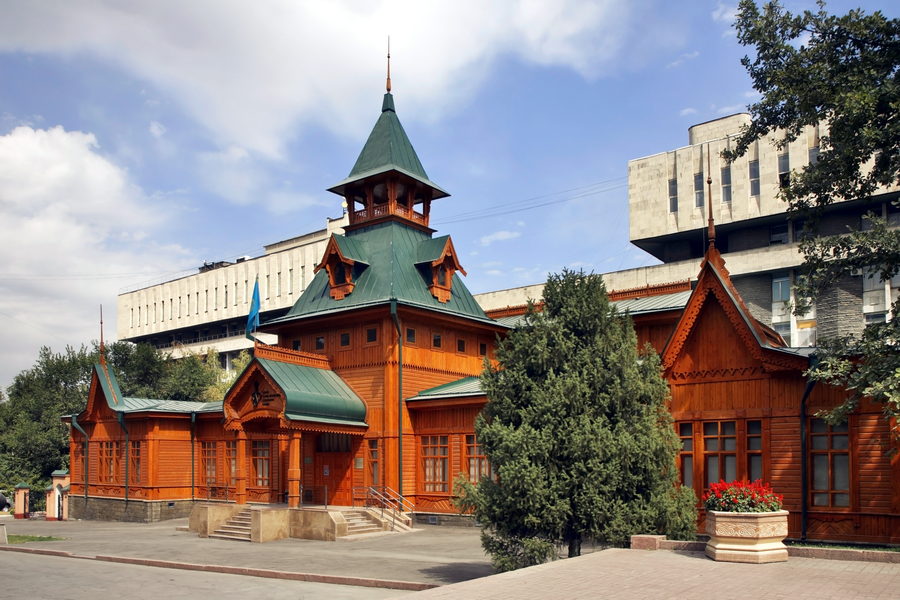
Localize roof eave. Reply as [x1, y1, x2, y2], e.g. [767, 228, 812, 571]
[263, 298, 507, 330]
[327, 165, 450, 199]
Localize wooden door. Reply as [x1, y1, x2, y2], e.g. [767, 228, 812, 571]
[314, 451, 353, 506]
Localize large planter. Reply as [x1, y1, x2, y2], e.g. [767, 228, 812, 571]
[705, 510, 789, 564]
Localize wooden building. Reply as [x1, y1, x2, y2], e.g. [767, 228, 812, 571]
[65, 87, 898, 543]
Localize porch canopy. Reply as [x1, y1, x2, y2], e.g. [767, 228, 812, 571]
[256, 357, 367, 427]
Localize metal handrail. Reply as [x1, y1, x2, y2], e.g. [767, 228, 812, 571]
[351, 485, 413, 531]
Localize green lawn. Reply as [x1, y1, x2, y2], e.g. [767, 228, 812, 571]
[7, 534, 64, 544]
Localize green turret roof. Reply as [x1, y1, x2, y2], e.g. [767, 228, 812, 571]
[328, 93, 448, 198]
[264, 221, 497, 327]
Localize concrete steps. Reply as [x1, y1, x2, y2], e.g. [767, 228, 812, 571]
[343, 510, 383, 535]
[209, 509, 252, 542]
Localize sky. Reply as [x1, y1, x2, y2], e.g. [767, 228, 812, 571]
[0, 0, 896, 392]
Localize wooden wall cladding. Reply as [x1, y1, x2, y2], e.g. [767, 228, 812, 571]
[157, 439, 193, 486]
[856, 414, 893, 512]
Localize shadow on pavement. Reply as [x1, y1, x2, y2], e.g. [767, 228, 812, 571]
[418, 561, 495, 584]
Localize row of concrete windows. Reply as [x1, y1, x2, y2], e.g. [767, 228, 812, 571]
[668, 147, 819, 213]
[129, 267, 308, 329]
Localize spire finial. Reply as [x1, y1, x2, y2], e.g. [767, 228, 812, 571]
[706, 143, 716, 248]
[386, 36, 392, 93]
[99, 304, 106, 365]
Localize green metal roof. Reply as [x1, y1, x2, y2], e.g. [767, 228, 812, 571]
[490, 290, 693, 329]
[613, 290, 692, 315]
[407, 376, 484, 402]
[94, 362, 124, 407]
[328, 93, 448, 198]
[415, 235, 450, 264]
[265, 221, 495, 327]
[90, 363, 222, 415]
[256, 358, 366, 426]
[333, 234, 369, 264]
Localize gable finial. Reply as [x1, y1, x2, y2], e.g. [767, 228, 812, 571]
[706, 143, 715, 248]
[99, 304, 106, 365]
[386, 36, 392, 93]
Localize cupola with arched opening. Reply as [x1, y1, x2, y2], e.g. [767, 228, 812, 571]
[328, 92, 449, 232]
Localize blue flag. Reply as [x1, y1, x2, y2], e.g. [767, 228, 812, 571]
[246, 277, 260, 341]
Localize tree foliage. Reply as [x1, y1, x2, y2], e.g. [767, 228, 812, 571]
[198, 348, 252, 403]
[726, 1, 900, 427]
[457, 271, 696, 572]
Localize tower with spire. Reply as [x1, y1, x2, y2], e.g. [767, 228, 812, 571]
[248, 74, 505, 503]
[327, 65, 448, 233]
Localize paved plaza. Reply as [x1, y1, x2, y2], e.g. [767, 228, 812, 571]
[402, 547, 900, 600]
[2, 516, 899, 599]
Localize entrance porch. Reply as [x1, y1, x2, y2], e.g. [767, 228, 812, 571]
[188, 501, 413, 542]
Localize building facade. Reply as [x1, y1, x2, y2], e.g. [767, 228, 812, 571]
[70, 98, 898, 544]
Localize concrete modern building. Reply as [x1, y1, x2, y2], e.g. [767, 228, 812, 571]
[479, 113, 900, 347]
[117, 215, 348, 369]
[628, 113, 900, 345]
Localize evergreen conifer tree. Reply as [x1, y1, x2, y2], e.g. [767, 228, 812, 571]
[458, 270, 696, 572]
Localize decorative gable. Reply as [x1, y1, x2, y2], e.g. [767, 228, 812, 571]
[662, 246, 806, 378]
[314, 235, 369, 300]
[82, 363, 122, 420]
[416, 236, 466, 303]
[223, 362, 286, 430]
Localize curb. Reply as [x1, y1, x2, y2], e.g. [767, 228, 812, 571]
[629, 535, 900, 563]
[0, 546, 437, 591]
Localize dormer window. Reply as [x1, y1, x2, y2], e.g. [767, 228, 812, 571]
[416, 236, 466, 303]
[430, 261, 454, 302]
[324, 254, 354, 299]
[315, 235, 369, 300]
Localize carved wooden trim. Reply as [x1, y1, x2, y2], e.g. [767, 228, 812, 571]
[608, 279, 691, 301]
[255, 344, 331, 369]
[668, 366, 765, 381]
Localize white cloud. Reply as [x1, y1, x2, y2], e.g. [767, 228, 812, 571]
[197, 146, 330, 214]
[567, 261, 593, 270]
[716, 104, 745, 115]
[666, 50, 699, 69]
[679, 107, 698, 117]
[0, 1, 647, 158]
[148, 120, 166, 138]
[0, 126, 194, 389]
[711, 3, 736, 23]
[712, 3, 737, 37]
[480, 230, 521, 246]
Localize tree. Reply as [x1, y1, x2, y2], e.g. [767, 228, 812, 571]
[457, 270, 696, 572]
[725, 1, 900, 427]
[198, 349, 252, 402]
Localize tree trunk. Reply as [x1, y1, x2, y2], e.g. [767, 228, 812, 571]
[568, 536, 582, 557]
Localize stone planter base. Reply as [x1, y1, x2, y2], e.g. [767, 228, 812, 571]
[705, 510, 789, 564]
